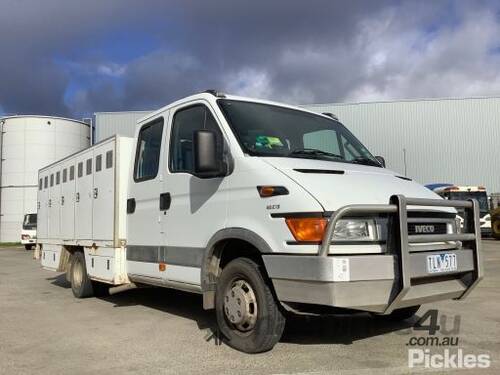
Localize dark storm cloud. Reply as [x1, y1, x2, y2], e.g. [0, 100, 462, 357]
[1, 0, 500, 117]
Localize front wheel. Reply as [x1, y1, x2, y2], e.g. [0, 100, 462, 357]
[24, 244, 34, 251]
[215, 257, 285, 353]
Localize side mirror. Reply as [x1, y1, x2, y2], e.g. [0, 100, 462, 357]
[375, 156, 386, 168]
[193, 130, 225, 177]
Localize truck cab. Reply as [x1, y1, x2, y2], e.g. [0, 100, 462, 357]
[38, 92, 483, 353]
[427, 184, 491, 237]
[21, 213, 37, 250]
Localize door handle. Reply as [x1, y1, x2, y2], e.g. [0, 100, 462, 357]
[127, 198, 136, 214]
[160, 193, 171, 211]
[93, 188, 98, 199]
[61, 196, 64, 205]
[76, 192, 80, 202]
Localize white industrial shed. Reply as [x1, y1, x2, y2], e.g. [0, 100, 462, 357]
[302, 97, 500, 193]
[94, 96, 500, 193]
[0, 116, 90, 242]
[95, 111, 150, 142]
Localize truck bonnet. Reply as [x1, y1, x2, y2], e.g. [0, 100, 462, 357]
[261, 157, 455, 213]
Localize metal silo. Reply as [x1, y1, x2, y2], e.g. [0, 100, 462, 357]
[0, 116, 90, 242]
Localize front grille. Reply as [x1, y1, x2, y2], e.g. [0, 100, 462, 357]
[408, 222, 447, 235]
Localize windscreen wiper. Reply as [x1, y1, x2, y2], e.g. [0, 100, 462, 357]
[351, 157, 382, 167]
[289, 148, 344, 160]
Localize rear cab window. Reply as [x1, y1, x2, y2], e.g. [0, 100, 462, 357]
[134, 118, 164, 182]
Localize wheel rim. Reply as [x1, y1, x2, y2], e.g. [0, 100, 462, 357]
[223, 278, 258, 332]
[73, 259, 83, 289]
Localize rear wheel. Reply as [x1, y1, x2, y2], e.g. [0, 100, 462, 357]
[70, 252, 94, 298]
[215, 257, 285, 353]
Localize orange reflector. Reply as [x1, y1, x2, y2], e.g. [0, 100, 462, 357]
[259, 186, 276, 197]
[285, 217, 327, 242]
[257, 185, 289, 198]
[159, 263, 166, 272]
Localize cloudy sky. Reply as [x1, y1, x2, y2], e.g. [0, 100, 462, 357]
[1, 0, 500, 118]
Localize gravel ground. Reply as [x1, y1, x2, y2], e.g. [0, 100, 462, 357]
[1, 240, 499, 374]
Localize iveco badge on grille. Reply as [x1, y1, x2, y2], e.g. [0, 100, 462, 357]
[415, 225, 435, 233]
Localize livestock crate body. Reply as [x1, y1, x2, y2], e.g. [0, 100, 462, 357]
[38, 136, 134, 284]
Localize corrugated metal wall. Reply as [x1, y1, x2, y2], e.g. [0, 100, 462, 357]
[95, 111, 151, 142]
[302, 97, 500, 193]
[93, 97, 500, 193]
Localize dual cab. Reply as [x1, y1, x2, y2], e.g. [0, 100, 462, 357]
[38, 92, 482, 353]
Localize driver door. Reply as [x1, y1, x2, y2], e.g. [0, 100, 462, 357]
[160, 102, 228, 285]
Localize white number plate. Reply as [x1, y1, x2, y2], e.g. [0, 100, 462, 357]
[427, 253, 457, 274]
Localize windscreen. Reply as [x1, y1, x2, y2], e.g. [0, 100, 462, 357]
[218, 100, 380, 167]
[448, 192, 489, 214]
[23, 214, 37, 230]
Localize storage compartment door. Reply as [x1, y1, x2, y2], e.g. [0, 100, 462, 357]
[60, 162, 76, 240]
[92, 142, 115, 241]
[75, 152, 93, 240]
[37, 173, 48, 240]
[48, 167, 61, 239]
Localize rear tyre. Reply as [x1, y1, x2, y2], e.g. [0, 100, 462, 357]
[70, 252, 94, 298]
[215, 257, 285, 353]
[384, 305, 420, 321]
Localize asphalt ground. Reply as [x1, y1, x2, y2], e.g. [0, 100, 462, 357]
[1, 240, 499, 374]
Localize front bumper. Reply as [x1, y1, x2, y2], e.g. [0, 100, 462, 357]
[264, 250, 475, 313]
[21, 239, 36, 245]
[264, 195, 483, 314]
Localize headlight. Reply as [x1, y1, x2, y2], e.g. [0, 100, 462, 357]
[285, 217, 377, 242]
[286, 217, 327, 242]
[333, 219, 377, 241]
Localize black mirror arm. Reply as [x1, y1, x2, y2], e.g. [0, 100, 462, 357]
[375, 156, 386, 168]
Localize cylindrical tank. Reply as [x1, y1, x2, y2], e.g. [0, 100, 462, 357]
[0, 116, 90, 242]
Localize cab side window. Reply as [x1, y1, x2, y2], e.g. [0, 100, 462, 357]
[170, 105, 222, 174]
[134, 118, 164, 181]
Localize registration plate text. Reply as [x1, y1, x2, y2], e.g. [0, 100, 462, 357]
[427, 253, 457, 274]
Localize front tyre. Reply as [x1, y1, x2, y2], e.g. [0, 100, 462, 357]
[70, 252, 94, 298]
[215, 257, 285, 353]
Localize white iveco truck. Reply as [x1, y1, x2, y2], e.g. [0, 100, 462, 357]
[37, 91, 483, 353]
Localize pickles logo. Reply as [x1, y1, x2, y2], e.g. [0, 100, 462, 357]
[409, 349, 491, 369]
[404, 310, 491, 369]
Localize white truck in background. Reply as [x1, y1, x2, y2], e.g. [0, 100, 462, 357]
[21, 213, 37, 250]
[427, 184, 491, 237]
[37, 91, 483, 353]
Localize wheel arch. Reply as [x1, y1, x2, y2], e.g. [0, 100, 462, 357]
[201, 228, 273, 309]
